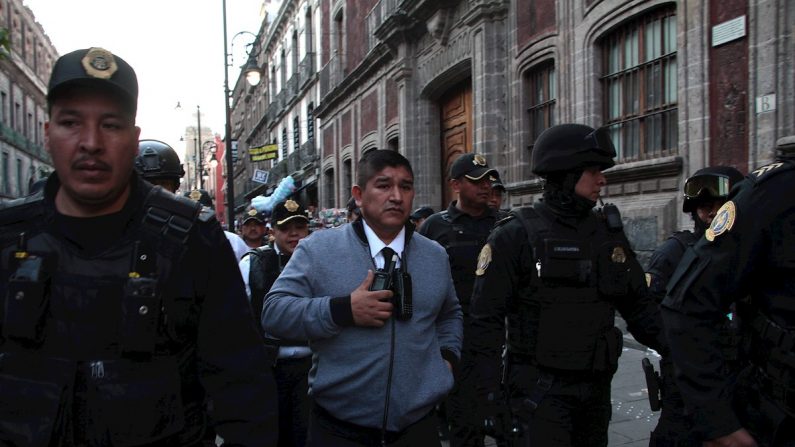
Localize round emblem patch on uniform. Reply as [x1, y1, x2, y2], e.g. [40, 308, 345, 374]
[611, 246, 626, 263]
[705, 201, 736, 242]
[81, 47, 118, 80]
[473, 154, 487, 166]
[284, 199, 299, 212]
[475, 244, 492, 276]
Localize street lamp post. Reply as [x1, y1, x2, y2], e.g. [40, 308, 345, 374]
[222, 0, 261, 230]
[195, 105, 203, 190]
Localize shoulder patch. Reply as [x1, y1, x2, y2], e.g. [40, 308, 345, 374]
[494, 214, 516, 228]
[705, 201, 736, 242]
[475, 243, 492, 276]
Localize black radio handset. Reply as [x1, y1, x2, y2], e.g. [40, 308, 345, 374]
[598, 197, 623, 231]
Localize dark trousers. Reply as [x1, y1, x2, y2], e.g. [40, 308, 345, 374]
[446, 355, 486, 447]
[733, 367, 795, 447]
[307, 403, 441, 447]
[509, 364, 612, 447]
[649, 358, 699, 447]
[275, 356, 312, 447]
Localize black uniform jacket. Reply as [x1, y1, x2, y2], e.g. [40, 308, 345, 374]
[468, 201, 665, 395]
[661, 161, 795, 440]
[0, 174, 278, 446]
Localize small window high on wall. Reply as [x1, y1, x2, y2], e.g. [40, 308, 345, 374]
[526, 61, 556, 144]
[601, 7, 677, 162]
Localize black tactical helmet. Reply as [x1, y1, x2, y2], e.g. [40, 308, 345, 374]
[682, 166, 744, 212]
[776, 135, 795, 161]
[531, 124, 616, 177]
[135, 139, 185, 180]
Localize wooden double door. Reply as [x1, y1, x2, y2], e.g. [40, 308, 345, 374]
[440, 81, 473, 208]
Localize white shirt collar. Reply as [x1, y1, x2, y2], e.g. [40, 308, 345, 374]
[361, 219, 405, 269]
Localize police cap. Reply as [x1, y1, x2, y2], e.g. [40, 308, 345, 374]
[47, 47, 138, 116]
[271, 199, 309, 228]
[184, 189, 214, 208]
[243, 205, 267, 225]
[531, 124, 616, 177]
[410, 206, 435, 221]
[450, 153, 498, 180]
[136, 140, 185, 180]
[776, 135, 795, 161]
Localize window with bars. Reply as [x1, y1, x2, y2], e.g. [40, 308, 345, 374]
[307, 104, 314, 141]
[601, 8, 677, 162]
[281, 127, 288, 159]
[526, 62, 556, 144]
[293, 116, 300, 152]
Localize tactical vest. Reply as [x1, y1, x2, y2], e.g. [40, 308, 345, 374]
[0, 186, 206, 446]
[439, 211, 494, 311]
[507, 205, 630, 372]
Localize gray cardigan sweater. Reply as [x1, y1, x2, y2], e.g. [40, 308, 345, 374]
[262, 219, 463, 431]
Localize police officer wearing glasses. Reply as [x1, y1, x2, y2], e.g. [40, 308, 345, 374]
[0, 47, 277, 446]
[662, 137, 795, 446]
[644, 166, 743, 446]
[468, 123, 667, 446]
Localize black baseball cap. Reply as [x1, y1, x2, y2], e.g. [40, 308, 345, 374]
[491, 177, 506, 191]
[450, 153, 497, 180]
[184, 189, 213, 208]
[47, 47, 138, 116]
[410, 206, 435, 221]
[242, 205, 266, 224]
[271, 199, 309, 227]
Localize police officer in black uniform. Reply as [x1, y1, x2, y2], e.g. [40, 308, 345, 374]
[0, 47, 277, 446]
[661, 137, 795, 446]
[468, 123, 667, 446]
[645, 166, 743, 447]
[134, 139, 185, 193]
[419, 152, 504, 447]
[240, 198, 312, 447]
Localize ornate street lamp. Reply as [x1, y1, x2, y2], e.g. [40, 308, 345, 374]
[222, 0, 261, 229]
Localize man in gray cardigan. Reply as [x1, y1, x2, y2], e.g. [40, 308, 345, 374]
[263, 150, 463, 446]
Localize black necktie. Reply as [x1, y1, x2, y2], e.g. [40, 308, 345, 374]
[381, 247, 396, 269]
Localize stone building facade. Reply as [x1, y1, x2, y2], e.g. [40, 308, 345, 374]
[310, 0, 793, 259]
[231, 0, 322, 215]
[0, 0, 58, 202]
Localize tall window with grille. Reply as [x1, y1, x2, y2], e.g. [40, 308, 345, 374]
[601, 8, 677, 161]
[293, 116, 300, 153]
[281, 127, 289, 160]
[526, 62, 556, 143]
[307, 104, 314, 141]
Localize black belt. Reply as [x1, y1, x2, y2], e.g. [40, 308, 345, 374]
[312, 402, 432, 445]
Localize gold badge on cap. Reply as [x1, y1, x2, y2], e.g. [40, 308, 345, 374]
[705, 201, 736, 242]
[284, 199, 299, 212]
[189, 190, 202, 201]
[475, 244, 493, 276]
[81, 47, 118, 80]
[611, 246, 627, 263]
[473, 154, 487, 166]
[247, 208, 258, 217]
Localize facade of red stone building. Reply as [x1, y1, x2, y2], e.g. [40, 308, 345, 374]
[0, 0, 58, 202]
[233, 0, 793, 257]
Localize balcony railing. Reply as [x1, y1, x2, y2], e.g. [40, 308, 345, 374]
[364, 0, 398, 52]
[299, 52, 316, 88]
[0, 122, 48, 161]
[286, 74, 298, 102]
[319, 54, 343, 98]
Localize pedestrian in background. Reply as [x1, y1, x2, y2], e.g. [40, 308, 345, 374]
[468, 124, 667, 447]
[241, 205, 269, 249]
[419, 152, 504, 447]
[0, 47, 277, 446]
[661, 137, 795, 446]
[240, 198, 313, 447]
[644, 166, 744, 446]
[262, 149, 462, 446]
